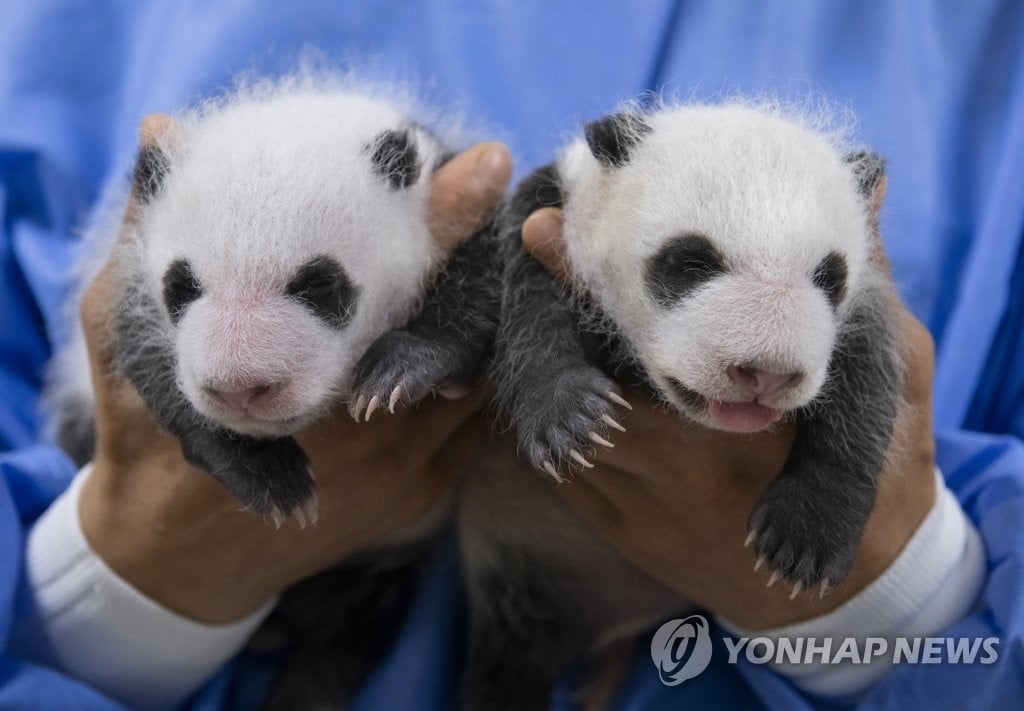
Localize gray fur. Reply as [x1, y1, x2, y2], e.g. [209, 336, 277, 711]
[458, 439, 688, 711]
[491, 165, 625, 475]
[53, 392, 96, 467]
[256, 536, 444, 711]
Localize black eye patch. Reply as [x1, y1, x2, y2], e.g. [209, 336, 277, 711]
[812, 251, 848, 308]
[644, 233, 727, 307]
[286, 256, 359, 329]
[162, 259, 203, 324]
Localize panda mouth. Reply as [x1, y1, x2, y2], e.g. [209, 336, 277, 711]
[666, 378, 707, 411]
[666, 377, 783, 433]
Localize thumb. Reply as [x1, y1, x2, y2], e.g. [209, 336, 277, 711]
[428, 142, 512, 253]
[522, 207, 571, 282]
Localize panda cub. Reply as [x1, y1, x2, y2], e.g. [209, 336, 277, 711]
[496, 101, 901, 590]
[47, 77, 502, 708]
[47, 79, 495, 524]
[452, 101, 902, 709]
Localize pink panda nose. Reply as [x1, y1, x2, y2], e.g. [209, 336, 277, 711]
[204, 382, 283, 414]
[727, 364, 804, 398]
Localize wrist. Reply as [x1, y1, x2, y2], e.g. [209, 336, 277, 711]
[81, 456, 284, 623]
[19, 467, 277, 709]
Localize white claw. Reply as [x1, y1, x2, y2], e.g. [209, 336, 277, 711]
[754, 556, 765, 572]
[270, 511, 285, 530]
[767, 572, 780, 588]
[542, 460, 563, 481]
[589, 431, 615, 449]
[606, 391, 633, 410]
[569, 449, 594, 468]
[789, 581, 803, 600]
[365, 395, 381, 421]
[602, 414, 626, 432]
[388, 385, 403, 413]
[352, 394, 367, 422]
[819, 579, 830, 599]
[744, 530, 756, 548]
[300, 496, 320, 527]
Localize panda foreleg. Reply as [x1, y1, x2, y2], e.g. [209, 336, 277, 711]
[493, 165, 627, 479]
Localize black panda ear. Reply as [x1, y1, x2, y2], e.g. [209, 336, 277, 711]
[368, 129, 421, 189]
[584, 113, 651, 168]
[844, 151, 886, 200]
[845, 151, 888, 235]
[132, 144, 171, 204]
[131, 114, 178, 205]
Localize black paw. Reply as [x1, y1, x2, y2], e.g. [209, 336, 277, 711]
[747, 474, 863, 596]
[182, 432, 317, 527]
[515, 364, 630, 481]
[350, 329, 483, 420]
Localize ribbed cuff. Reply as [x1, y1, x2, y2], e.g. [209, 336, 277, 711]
[20, 466, 276, 710]
[718, 469, 985, 699]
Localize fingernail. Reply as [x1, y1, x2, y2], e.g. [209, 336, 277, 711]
[524, 208, 562, 243]
[475, 143, 511, 184]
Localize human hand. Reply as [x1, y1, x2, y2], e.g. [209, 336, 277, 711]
[520, 206, 936, 629]
[78, 116, 511, 624]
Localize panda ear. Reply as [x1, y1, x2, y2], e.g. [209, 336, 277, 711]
[845, 151, 886, 198]
[845, 151, 889, 267]
[584, 112, 651, 168]
[132, 114, 176, 205]
[368, 129, 421, 189]
[845, 151, 888, 225]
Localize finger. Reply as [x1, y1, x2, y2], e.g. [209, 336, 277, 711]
[428, 142, 512, 253]
[139, 113, 174, 146]
[125, 114, 176, 226]
[896, 305, 935, 408]
[82, 114, 175, 373]
[83, 115, 182, 426]
[80, 261, 119, 378]
[522, 207, 571, 282]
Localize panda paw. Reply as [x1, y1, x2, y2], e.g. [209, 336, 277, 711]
[746, 474, 862, 597]
[183, 431, 318, 527]
[350, 329, 481, 421]
[265, 493, 319, 530]
[515, 365, 630, 481]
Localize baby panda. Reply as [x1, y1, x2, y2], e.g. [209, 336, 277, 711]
[46, 78, 499, 708]
[47, 79, 498, 522]
[456, 101, 902, 708]
[498, 101, 900, 589]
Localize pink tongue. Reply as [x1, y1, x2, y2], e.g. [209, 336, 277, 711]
[707, 400, 782, 432]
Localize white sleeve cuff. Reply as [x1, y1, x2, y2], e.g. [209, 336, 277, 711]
[16, 466, 276, 710]
[717, 469, 986, 700]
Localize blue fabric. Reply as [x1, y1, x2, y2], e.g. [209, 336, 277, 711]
[1, 1, 1021, 708]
